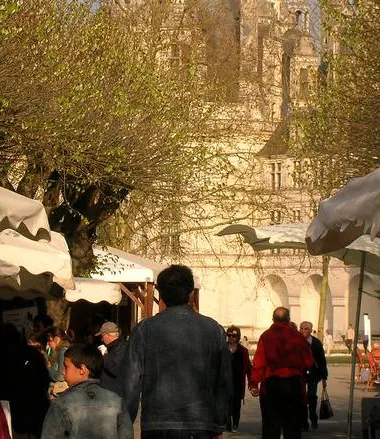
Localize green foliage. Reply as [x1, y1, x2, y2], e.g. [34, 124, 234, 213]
[0, 0, 20, 22]
[0, 0, 244, 272]
[1, 0, 214, 183]
[289, 0, 380, 200]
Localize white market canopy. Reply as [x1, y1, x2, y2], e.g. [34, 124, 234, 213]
[0, 187, 51, 241]
[217, 222, 380, 276]
[65, 278, 122, 304]
[92, 245, 162, 283]
[0, 228, 74, 299]
[64, 247, 162, 305]
[306, 167, 380, 255]
[302, 168, 380, 439]
[65, 246, 201, 310]
[92, 245, 201, 288]
[0, 187, 74, 299]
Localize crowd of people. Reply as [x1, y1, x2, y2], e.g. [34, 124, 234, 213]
[0, 264, 334, 439]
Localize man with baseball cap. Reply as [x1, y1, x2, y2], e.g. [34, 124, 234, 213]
[95, 321, 127, 393]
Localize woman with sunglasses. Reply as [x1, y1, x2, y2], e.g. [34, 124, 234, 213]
[226, 325, 252, 433]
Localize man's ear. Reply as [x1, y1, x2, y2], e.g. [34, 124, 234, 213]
[79, 364, 89, 376]
[188, 290, 195, 304]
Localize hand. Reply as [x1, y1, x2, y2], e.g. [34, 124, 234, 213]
[322, 379, 327, 389]
[249, 387, 259, 397]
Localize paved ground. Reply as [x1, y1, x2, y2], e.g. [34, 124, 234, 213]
[134, 365, 378, 438]
[222, 364, 365, 439]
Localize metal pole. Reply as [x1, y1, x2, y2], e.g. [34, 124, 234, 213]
[347, 250, 366, 438]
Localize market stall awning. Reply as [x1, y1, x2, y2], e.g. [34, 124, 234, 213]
[0, 187, 51, 241]
[217, 222, 380, 276]
[65, 278, 122, 304]
[92, 246, 158, 283]
[306, 167, 380, 255]
[0, 228, 74, 299]
[92, 245, 201, 287]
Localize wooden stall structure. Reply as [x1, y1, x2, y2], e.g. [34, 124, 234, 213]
[65, 245, 201, 337]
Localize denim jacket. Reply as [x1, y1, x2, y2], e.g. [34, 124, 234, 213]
[118, 304, 233, 433]
[41, 379, 133, 439]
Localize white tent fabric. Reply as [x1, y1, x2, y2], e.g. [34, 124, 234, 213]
[217, 222, 380, 276]
[115, 250, 167, 282]
[0, 229, 74, 298]
[218, 223, 308, 249]
[92, 245, 201, 288]
[0, 187, 51, 241]
[65, 278, 122, 304]
[306, 168, 380, 255]
[118, 250, 202, 288]
[303, 168, 380, 438]
[92, 246, 157, 283]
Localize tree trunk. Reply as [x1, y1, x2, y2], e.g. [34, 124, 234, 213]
[69, 227, 97, 277]
[47, 298, 71, 330]
[47, 222, 96, 327]
[317, 255, 330, 340]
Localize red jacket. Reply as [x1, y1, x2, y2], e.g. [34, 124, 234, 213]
[0, 404, 11, 439]
[249, 322, 314, 391]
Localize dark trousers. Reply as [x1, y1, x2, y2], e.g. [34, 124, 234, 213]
[259, 375, 303, 439]
[142, 430, 215, 439]
[302, 380, 319, 428]
[228, 394, 242, 429]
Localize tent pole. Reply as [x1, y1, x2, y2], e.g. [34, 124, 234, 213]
[347, 250, 366, 438]
[145, 282, 154, 318]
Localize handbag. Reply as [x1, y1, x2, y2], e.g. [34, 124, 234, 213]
[319, 388, 333, 420]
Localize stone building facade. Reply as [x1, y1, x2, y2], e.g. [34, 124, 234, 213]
[177, 0, 380, 341]
[105, 0, 380, 341]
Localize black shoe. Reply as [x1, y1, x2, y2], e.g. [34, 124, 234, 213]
[311, 421, 318, 429]
[301, 424, 309, 432]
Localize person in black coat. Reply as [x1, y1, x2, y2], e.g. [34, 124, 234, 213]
[0, 323, 50, 438]
[95, 321, 127, 393]
[299, 321, 328, 431]
[226, 325, 252, 433]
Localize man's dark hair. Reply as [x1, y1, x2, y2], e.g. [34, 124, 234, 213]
[272, 307, 290, 323]
[157, 265, 194, 307]
[64, 344, 103, 379]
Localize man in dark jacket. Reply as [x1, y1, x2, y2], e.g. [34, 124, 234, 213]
[95, 321, 127, 393]
[118, 264, 233, 438]
[300, 321, 328, 430]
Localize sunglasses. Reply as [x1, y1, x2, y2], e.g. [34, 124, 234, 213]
[227, 333, 238, 337]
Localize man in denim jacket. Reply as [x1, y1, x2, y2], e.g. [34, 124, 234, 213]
[41, 344, 133, 439]
[119, 264, 233, 439]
